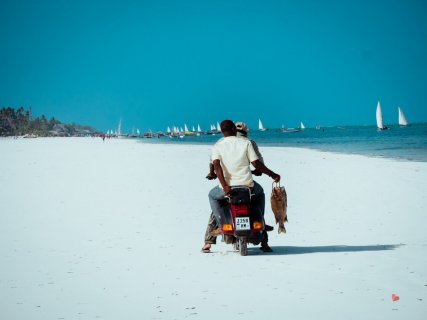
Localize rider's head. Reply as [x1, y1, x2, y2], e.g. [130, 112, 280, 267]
[235, 122, 249, 137]
[220, 120, 237, 136]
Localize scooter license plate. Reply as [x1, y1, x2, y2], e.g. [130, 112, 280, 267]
[236, 217, 250, 230]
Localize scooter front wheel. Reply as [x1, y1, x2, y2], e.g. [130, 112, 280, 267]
[238, 238, 248, 256]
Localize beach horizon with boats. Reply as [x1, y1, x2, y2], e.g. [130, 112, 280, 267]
[92, 101, 427, 162]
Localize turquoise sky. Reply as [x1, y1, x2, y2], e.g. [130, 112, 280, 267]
[1, 0, 426, 132]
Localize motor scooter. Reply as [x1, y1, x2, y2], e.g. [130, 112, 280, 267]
[217, 186, 265, 256]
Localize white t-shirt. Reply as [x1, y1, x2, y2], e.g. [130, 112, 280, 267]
[211, 136, 259, 187]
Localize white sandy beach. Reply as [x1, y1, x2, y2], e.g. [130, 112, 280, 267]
[1, 137, 426, 320]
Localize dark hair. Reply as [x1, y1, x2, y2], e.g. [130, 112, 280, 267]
[220, 120, 236, 133]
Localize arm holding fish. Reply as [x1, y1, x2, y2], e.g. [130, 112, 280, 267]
[251, 159, 281, 182]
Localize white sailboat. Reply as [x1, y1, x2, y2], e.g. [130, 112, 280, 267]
[398, 107, 409, 126]
[184, 124, 189, 132]
[258, 119, 267, 131]
[197, 124, 202, 132]
[216, 122, 221, 132]
[300, 122, 306, 130]
[376, 101, 388, 130]
[117, 118, 125, 138]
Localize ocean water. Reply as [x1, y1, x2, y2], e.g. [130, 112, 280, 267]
[139, 123, 427, 162]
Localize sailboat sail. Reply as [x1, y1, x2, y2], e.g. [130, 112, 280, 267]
[376, 101, 384, 129]
[192, 126, 195, 132]
[300, 122, 305, 129]
[197, 124, 202, 132]
[258, 119, 266, 131]
[216, 122, 221, 132]
[184, 124, 189, 132]
[118, 119, 122, 135]
[398, 107, 408, 126]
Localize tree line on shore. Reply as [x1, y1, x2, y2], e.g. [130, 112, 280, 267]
[0, 107, 99, 137]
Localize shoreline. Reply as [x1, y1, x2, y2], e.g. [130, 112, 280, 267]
[1, 135, 426, 163]
[135, 138, 427, 163]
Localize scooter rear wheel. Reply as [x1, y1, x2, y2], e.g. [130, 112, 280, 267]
[238, 238, 248, 256]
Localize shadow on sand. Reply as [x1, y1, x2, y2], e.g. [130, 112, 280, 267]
[249, 244, 403, 256]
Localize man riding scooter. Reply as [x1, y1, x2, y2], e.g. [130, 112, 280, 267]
[202, 120, 280, 253]
[202, 122, 274, 252]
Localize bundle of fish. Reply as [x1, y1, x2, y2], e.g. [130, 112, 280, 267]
[270, 182, 288, 234]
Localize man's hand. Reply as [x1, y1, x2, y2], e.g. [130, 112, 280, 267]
[271, 173, 281, 183]
[223, 185, 232, 196]
[205, 172, 217, 180]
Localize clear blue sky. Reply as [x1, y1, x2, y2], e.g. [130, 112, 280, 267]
[1, 0, 426, 132]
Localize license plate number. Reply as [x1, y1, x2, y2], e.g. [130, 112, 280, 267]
[236, 217, 250, 230]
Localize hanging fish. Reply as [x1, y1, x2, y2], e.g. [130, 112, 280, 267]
[270, 182, 288, 234]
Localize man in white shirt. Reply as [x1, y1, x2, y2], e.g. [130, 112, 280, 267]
[206, 120, 280, 252]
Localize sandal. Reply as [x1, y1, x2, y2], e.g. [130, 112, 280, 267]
[201, 244, 211, 253]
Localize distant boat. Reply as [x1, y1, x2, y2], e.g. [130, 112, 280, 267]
[376, 101, 389, 130]
[130, 127, 140, 138]
[279, 123, 300, 133]
[23, 133, 37, 138]
[300, 122, 306, 130]
[183, 124, 195, 135]
[398, 107, 409, 126]
[280, 128, 301, 133]
[258, 119, 267, 131]
[117, 119, 124, 138]
[216, 122, 221, 132]
[143, 129, 153, 138]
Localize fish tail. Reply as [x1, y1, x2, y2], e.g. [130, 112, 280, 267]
[278, 226, 286, 234]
